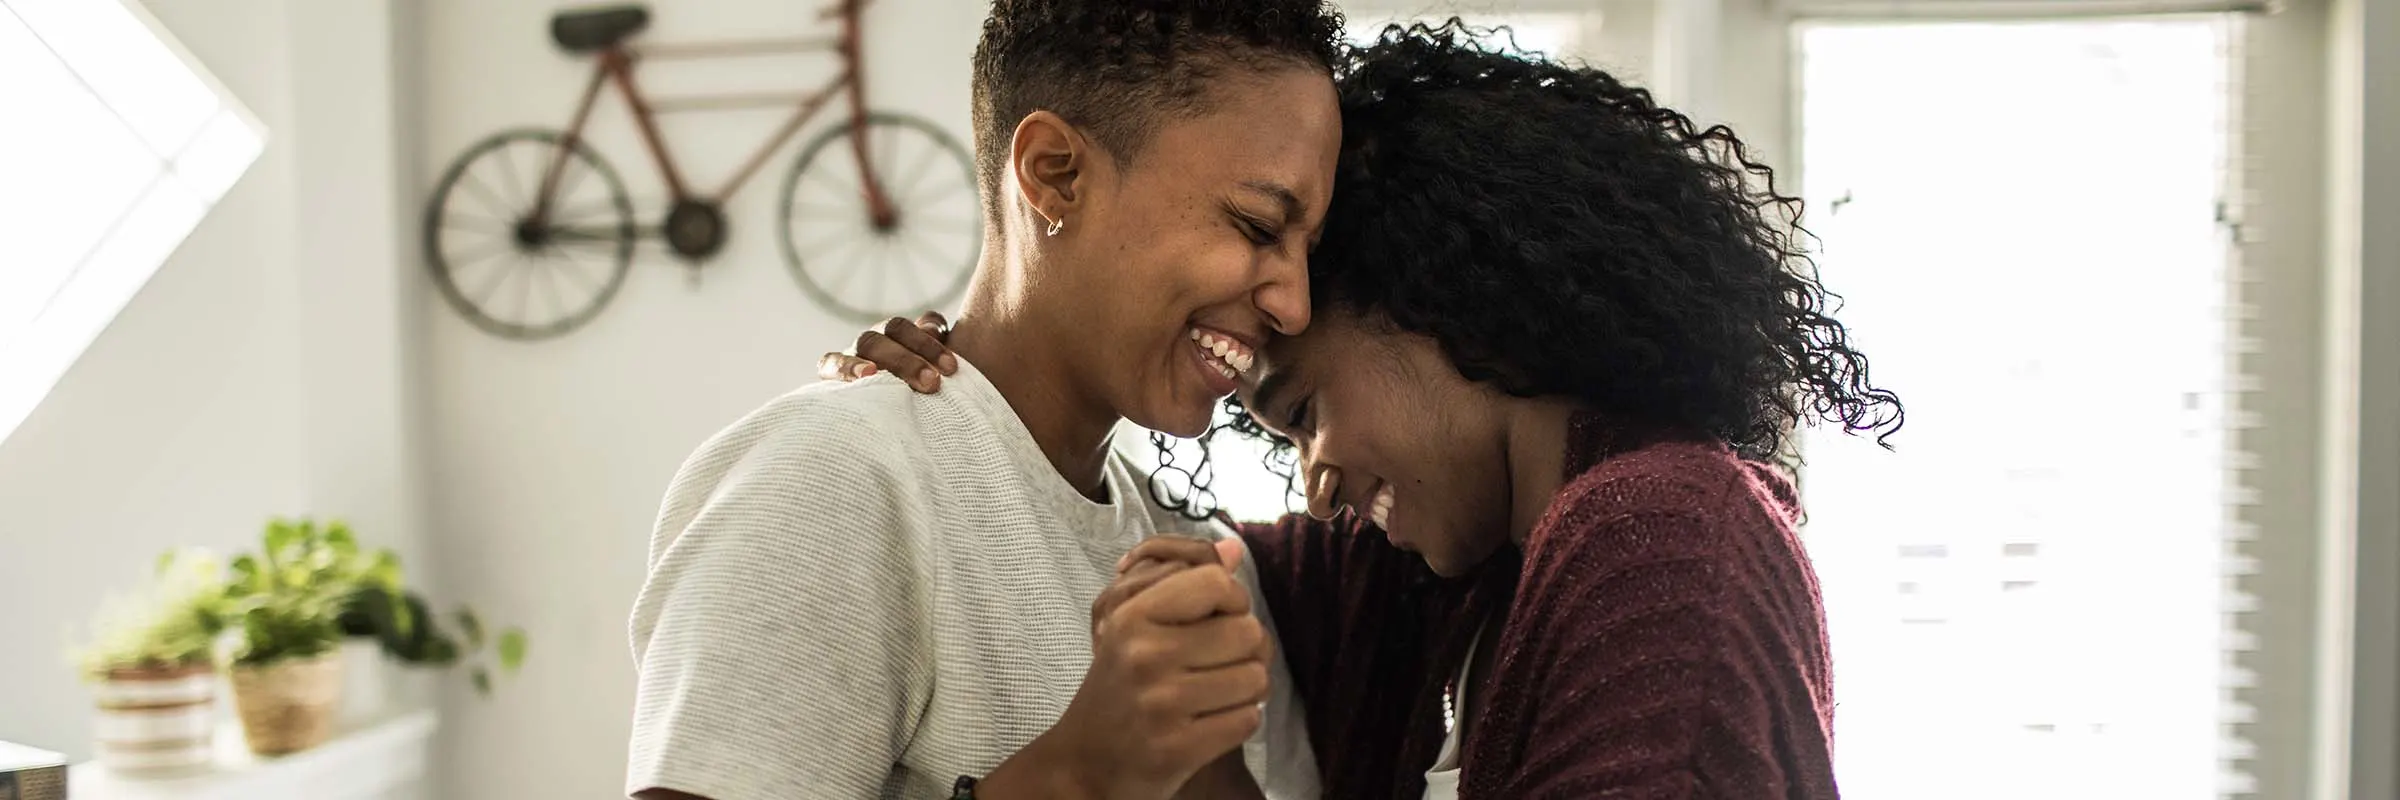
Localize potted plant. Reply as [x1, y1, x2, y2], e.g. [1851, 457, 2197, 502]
[219, 518, 355, 756]
[341, 584, 527, 699]
[328, 537, 527, 724]
[72, 549, 230, 774]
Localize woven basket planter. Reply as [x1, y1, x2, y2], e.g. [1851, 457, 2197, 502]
[229, 653, 345, 756]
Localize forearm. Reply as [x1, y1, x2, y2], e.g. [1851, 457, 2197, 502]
[974, 733, 1106, 800]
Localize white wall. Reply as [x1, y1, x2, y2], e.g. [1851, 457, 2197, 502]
[411, 2, 980, 797]
[0, 0, 432, 768]
[0, 0, 308, 759]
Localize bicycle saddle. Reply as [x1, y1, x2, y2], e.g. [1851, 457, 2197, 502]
[550, 5, 650, 53]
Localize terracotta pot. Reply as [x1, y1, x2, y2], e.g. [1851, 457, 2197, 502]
[91, 662, 215, 774]
[229, 653, 345, 756]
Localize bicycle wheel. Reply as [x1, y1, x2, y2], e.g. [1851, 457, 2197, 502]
[424, 129, 634, 341]
[780, 113, 981, 324]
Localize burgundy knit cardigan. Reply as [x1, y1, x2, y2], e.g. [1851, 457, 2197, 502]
[1237, 417, 1840, 799]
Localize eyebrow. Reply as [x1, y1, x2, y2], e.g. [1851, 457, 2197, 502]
[1240, 180, 1304, 226]
[1250, 367, 1298, 428]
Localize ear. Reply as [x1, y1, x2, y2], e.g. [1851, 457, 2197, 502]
[1009, 110, 1092, 229]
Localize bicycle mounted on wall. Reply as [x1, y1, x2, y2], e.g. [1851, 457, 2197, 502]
[423, 2, 980, 340]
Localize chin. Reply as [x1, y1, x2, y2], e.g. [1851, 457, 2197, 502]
[1153, 409, 1214, 439]
[1423, 554, 1472, 579]
[1164, 386, 1227, 437]
[1129, 398, 1215, 440]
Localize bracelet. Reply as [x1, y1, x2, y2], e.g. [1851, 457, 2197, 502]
[949, 775, 978, 799]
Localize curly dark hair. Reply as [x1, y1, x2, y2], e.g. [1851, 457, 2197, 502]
[969, 0, 1347, 212]
[1149, 21, 1902, 519]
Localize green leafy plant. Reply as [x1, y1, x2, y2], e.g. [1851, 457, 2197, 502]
[339, 584, 528, 696]
[221, 518, 377, 667]
[285, 518, 529, 697]
[72, 548, 233, 679]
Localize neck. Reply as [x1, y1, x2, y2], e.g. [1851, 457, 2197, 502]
[1504, 399, 1582, 547]
[949, 244, 1120, 501]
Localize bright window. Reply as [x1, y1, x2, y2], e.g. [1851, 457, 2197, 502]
[1795, 18, 2237, 799]
[0, 0, 263, 445]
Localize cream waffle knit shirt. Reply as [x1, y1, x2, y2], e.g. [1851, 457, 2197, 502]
[627, 359, 1319, 799]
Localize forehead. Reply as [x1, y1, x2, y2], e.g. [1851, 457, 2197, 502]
[1240, 314, 1371, 408]
[1133, 66, 1340, 205]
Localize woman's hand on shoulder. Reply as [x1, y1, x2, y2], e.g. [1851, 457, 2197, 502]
[817, 311, 957, 393]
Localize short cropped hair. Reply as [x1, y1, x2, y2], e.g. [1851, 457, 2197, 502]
[969, 0, 1346, 205]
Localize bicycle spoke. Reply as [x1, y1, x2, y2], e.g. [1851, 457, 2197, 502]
[886, 234, 927, 305]
[551, 226, 626, 248]
[790, 198, 854, 212]
[877, 123, 899, 189]
[896, 225, 951, 275]
[444, 238, 517, 270]
[822, 230, 875, 301]
[904, 213, 977, 233]
[897, 226, 966, 294]
[496, 141, 528, 209]
[526, 252, 556, 326]
[867, 237, 898, 312]
[804, 148, 865, 202]
[787, 219, 870, 259]
[552, 197, 623, 224]
[458, 169, 513, 219]
[512, 251, 535, 327]
[470, 253, 524, 313]
[895, 135, 947, 200]
[439, 212, 513, 236]
[539, 250, 575, 326]
[551, 244, 603, 297]
[555, 152, 593, 212]
[905, 172, 972, 210]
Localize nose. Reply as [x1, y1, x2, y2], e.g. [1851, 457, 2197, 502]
[1302, 460, 1341, 521]
[1253, 250, 1312, 336]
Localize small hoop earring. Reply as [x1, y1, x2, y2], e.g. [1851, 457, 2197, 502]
[1045, 216, 1065, 237]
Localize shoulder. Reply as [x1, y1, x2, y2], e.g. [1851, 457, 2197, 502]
[1543, 439, 1757, 536]
[1522, 439, 1779, 599]
[648, 377, 947, 578]
[635, 380, 945, 655]
[709, 376, 929, 462]
[665, 378, 936, 505]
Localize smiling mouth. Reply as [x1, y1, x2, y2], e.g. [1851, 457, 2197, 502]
[1366, 483, 1394, 530]
[1189, 327, 1255, 381]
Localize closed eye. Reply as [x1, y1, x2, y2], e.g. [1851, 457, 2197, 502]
[1283, 396, 1312, 436]
[1234, 213, 1282, 247]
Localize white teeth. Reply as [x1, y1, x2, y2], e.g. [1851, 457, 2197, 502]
[1368, 485, 1394, 529]
[1190, 328, 1254, 377]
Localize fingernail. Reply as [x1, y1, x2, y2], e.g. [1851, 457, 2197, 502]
[917, 369, 938, 388]
[940, 354, 958, 374]
[1115, 552, 1133, 572]
[854, 363, 875, 377]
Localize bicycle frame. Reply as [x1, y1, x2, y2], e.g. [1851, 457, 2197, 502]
[530, 0, 897, 228]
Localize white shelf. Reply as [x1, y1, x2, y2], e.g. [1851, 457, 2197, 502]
[68, 710, 436, 800]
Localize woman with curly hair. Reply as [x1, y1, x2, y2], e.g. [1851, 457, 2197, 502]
[830, 22, 1900, 800]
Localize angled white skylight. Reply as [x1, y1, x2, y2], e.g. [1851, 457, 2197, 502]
[0, 0, 264, 445]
